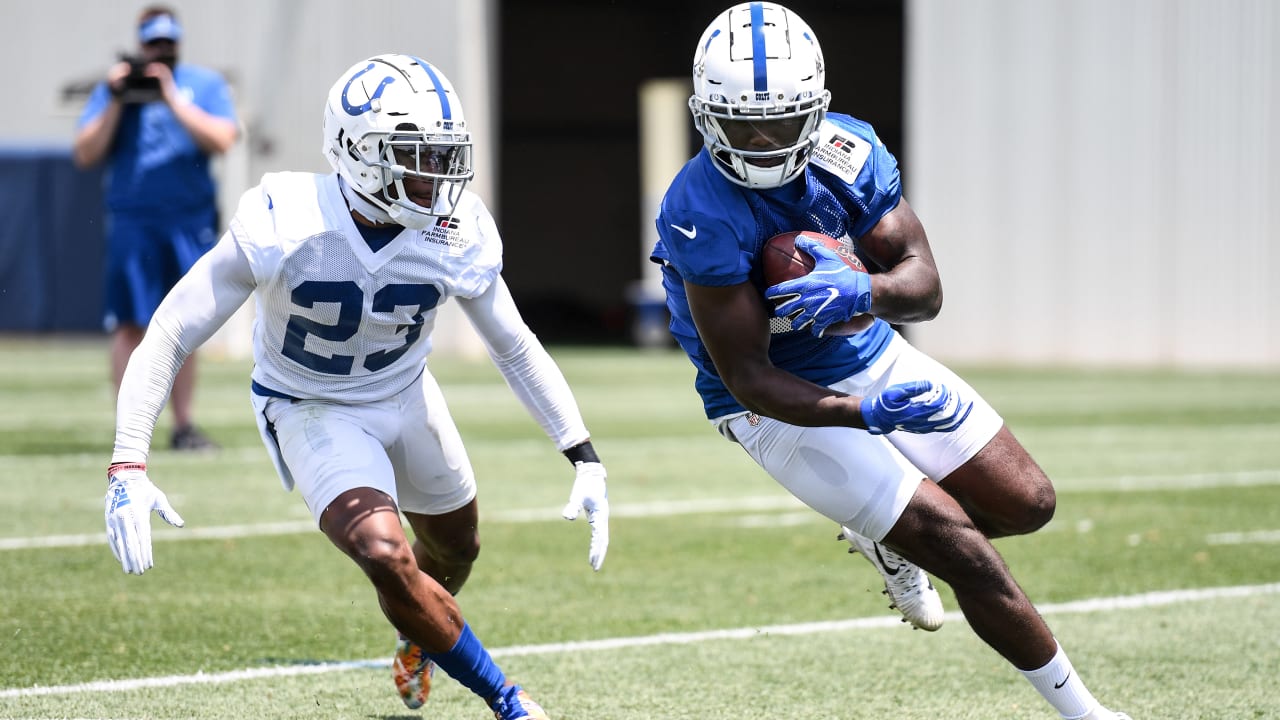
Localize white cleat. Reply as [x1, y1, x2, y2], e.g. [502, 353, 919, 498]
[839, 526, 945, 631]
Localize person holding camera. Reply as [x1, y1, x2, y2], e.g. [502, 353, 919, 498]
[74, 5, 238, 451]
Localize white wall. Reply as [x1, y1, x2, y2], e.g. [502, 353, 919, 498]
[8, 1, 1277, 367]
[13, 0, 496, 197]
[3, 0, 494, 357]
[907, 0, 1278, 367]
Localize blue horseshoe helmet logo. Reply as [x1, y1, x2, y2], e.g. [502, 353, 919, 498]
[341, 63, 395, 116]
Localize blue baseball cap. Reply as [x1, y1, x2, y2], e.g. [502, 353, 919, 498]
[139, 14, 182, 43]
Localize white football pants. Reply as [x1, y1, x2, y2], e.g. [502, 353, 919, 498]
[714, 332, 1002, 541]
[252, 371, 477, 525]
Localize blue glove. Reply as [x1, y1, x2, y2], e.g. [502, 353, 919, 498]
[765, 236, 872, 337]
[860, 380, 973, 435]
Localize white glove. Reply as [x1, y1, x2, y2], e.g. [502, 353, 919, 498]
[561, 461, 610, 571]
[104, 465, 185, 575]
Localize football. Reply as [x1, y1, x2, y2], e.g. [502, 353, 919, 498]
[761, 230, 875, 336]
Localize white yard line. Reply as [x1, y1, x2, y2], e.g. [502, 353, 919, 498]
[1078, 468, 1280, 491]
[4, 582, 1278, 698]
[0, 498, 804, 551]
[0, 521, 318, 550]
[4, 467, 1279, 551]
[1206, 529, 1280, 545]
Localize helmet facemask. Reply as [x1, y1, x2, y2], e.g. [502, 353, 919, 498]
[372, 129, 473, 228]
[691, 94, 828, 189]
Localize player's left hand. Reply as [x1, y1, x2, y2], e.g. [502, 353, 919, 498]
[861, 380, 973, 435]
[765, 237, 873, 337]
[561, 461, 610, 571]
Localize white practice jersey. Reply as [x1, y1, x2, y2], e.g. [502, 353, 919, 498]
[233, 172, 502, 403]
[113, 170, 591, 465]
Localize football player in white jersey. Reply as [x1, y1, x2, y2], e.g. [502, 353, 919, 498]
[650, 4, 1129, 719]
[101, 54, 607, 720]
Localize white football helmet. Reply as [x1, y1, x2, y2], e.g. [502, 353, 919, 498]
[689, 2, 830, 189]
[322, 54, 473, 228]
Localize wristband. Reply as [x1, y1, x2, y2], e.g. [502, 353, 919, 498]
[107, 462, 147, 481]
[563, 441, 599, 466]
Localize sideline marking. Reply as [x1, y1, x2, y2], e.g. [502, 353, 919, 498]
[1206, 529, 1280, 545]
[4, 467, 1280, 551]
[3, 582, 1278, 698]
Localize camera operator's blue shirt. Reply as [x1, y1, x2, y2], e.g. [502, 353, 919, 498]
[651, 112, 900, 420]
[78, 63, 237, 219]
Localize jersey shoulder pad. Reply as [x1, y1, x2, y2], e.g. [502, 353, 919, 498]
[230, 172, 331, 282]
[658, 153, 753, 237]
[245, 172, 333, 241]
[656, 172, 756, 286]
[419, 190, 504, 298]
[810, 114, 878, 185]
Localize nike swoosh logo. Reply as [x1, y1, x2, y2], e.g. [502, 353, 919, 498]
[872, 544, 901, 576]
[812, 287, 840, 317]
[1053, 671, 1072, 689]
[670, 223, 697, 239]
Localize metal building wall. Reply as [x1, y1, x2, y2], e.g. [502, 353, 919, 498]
[3, 0, 495, 355]
[906, 0, 1278, 367]
[7, 0, 496, 218]
[11, 0, 499, 221]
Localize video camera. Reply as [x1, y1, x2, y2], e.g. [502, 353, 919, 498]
[114, 55, 162, 104]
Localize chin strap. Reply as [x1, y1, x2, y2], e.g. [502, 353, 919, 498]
[387, 203, 434, 230]
[338, 175, 395, 225]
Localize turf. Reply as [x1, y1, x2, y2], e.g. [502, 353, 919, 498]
[1, 339, 1277, 719]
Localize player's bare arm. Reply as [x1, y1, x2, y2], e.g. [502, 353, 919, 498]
[858, 198, 943, 324]
[684, 280, 868, 428]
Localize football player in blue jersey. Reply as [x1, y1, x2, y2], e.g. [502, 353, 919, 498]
[651, 4, 1129, 719]
[74, 5, 237, 451]
[100, 54, 610, 720]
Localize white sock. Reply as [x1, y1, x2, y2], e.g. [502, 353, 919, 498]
[1019, 641, 1101, 719]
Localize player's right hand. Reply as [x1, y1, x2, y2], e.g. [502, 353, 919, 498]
[860, 380, 973, 435]
[104, 464, 185, 575]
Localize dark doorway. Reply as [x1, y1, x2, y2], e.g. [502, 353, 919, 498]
[497, 0, 904, 343]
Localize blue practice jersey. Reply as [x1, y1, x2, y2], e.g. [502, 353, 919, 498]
[78, 64, 237, 217]
[651, 113, 902, 419]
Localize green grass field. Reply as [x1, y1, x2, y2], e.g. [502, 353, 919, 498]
[1, 338, 1278, 719]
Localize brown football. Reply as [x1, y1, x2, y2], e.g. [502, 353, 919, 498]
[761, 230, 874, 336]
